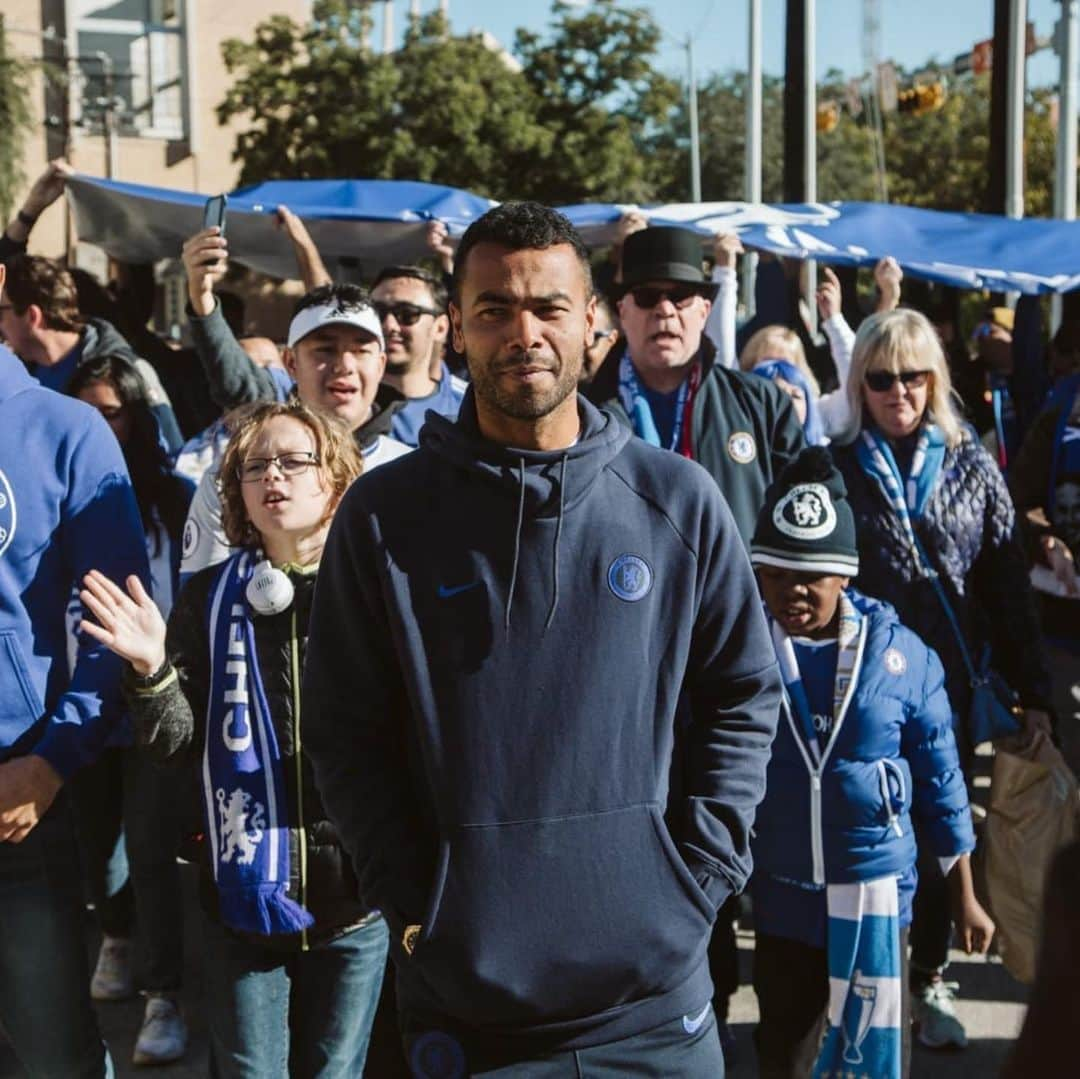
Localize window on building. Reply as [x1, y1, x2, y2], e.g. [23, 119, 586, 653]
[73, 0, 187, 140]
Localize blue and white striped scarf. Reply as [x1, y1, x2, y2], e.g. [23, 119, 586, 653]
[203, 550, 314, 936]
[815, 876, 903, 1079]
[855, 423, 946, 551]
[617, 351, 694, 454]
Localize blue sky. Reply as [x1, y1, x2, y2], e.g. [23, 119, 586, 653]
[394, 0, 1065, 88]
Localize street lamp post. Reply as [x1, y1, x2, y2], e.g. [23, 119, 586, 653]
[688, 36, 702, 202]
[744, 0, 763, 316]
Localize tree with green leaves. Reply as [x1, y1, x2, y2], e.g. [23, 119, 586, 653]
[659, 66, 1059, 215]
[0, 16, 36, 221]
[216, 0, 678, 204]
[513, 0, 680, 203]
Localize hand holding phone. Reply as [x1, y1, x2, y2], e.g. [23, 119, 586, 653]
[203, 194, 227, 235]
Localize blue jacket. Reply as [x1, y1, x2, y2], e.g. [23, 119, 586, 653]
[0, 351, 148, 778]
[303, 392, 782, 1048]
[753, 591, 974, 888]
[833, 432, 1050, 733]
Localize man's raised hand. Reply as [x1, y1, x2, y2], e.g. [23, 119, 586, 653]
[181, 228, 229, 317]
[815, 266, 843, 322]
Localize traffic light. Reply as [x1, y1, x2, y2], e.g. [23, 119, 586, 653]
[897, 81, 947, 116]
[816, 102, 840, 134]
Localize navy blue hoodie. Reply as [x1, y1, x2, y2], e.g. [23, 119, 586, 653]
[303, 392, 781, 1048]
[0, 349, 148, 778]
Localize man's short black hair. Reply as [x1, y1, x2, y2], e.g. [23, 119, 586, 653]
[452, 202, 592, 302]
[371, 265, 448, 312]
[292, 282, 373, 318]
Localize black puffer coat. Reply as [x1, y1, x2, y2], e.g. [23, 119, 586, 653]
[125, 559, 372, 951]
[833, 430, 1050, 750]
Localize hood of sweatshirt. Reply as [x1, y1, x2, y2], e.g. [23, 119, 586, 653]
[81, 317, 141, 365]
[421, 388, 629, 516]
[421, 389, 630, 629]
[354, 381, 405, 452]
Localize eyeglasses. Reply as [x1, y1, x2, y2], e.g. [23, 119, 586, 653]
[238, 451, 320, 482]
[626, 285, 705, 310]
[864, 369, 931, 393]
[373, 301, 441, 327]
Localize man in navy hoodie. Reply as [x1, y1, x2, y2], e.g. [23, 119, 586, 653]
[304, 203, 782, 1076]
[0, 260, 148, 1076]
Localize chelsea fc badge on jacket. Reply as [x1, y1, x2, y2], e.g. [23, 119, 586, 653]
[0, 469, 14, 556]
[727, 431, 757, 464]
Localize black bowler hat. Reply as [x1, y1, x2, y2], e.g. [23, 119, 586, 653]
[619, 226, 716, 298]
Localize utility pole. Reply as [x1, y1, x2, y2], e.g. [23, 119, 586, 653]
[744, 0, 762, 316]
[1005, 0, 1028, 219]
[382, 0, 394, 53]
[784, 0, 818, 331]
[1054, 0, 1079, 330]
[94, 51, 117, 180]
[783, 0, 816, 203]
[688, 37, 702, 202]
[988, 0, 1027, 217]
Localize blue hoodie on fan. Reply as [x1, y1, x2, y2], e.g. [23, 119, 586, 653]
[0, 349, 148, 778]
[303, 391, 782, 1048]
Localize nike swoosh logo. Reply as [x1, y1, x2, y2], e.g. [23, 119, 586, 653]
[682, 1003, 712, 1035]
[437, 581, 482, 599]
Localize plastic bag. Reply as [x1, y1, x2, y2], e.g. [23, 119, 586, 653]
[985, 730, 1080, 984]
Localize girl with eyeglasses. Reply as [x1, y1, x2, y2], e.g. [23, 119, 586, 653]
[830, 308, 1051, 1054]
[79, 399, 389, 1077]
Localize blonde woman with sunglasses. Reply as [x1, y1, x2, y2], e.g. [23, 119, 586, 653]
[830, 308, 1051, 1053]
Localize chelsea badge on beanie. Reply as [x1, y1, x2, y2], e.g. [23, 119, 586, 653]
[750, 446, 859, 577]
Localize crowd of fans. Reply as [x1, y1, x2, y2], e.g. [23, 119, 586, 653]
[0, 159, 1077, 1079]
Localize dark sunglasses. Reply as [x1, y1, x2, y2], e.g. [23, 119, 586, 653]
[864, 369, 931, 393]
[373, 301, 441, 327]
[627, 285, 705, 310]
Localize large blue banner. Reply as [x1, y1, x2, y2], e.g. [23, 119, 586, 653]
[66, 175, 1080, 294]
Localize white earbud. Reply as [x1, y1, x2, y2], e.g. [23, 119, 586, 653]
[245, 560, 295, 616]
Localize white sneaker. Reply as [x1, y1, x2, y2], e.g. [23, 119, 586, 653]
[133, 996, 188, 1065]
[913, 978, 968, 1049]
[90, 935, 134, 1001]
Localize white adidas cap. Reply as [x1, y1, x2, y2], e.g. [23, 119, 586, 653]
[286, 300, 385, 351]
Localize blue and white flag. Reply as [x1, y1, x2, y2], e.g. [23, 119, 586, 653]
[815, 876, 903, 1079]
[66, 175, 1080, 295]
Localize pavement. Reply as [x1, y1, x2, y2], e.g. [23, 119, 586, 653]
[0, 874, 1028, 1079]
[0, 743, 1039, 1078]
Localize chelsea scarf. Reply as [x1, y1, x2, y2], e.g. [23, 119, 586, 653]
[203, 549, 314, 936]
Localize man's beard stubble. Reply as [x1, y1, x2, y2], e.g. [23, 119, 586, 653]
[470, 349, 582, 421]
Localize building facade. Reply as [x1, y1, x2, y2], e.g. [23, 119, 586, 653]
[6, 0, 313, 259]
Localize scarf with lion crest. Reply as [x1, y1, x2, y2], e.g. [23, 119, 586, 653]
[203, 549, 313, 936]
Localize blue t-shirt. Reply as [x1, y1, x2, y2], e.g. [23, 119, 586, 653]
[793, 637, 837, 748]
[640, 382, 681, 450]
[754, 635, 916, 948]
[391, 374, 467, 447]
[32, 342, 82, 393]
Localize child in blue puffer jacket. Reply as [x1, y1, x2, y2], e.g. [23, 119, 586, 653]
[747, 448, 994, 1079]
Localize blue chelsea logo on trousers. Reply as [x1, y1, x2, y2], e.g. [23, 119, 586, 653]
[608, 554, 653, 602]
